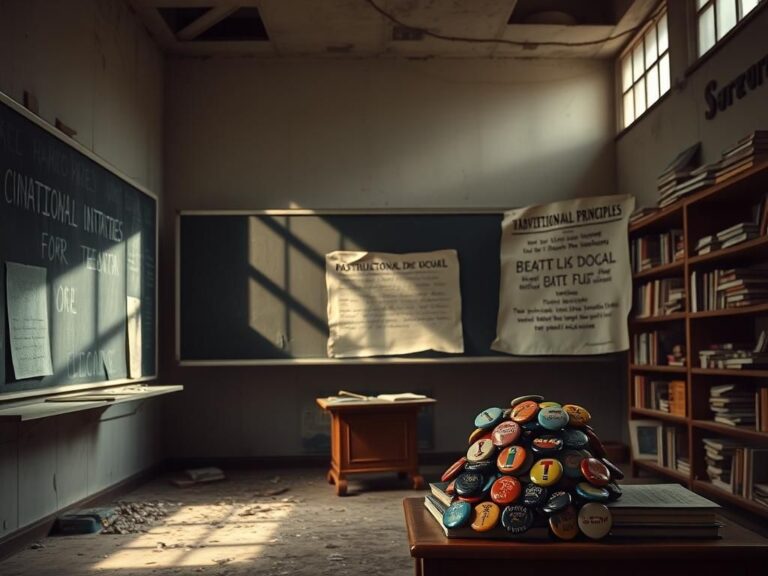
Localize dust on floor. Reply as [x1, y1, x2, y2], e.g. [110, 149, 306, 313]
[0, 468, 430, 576]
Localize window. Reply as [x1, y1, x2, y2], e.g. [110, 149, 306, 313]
[696, 0, 762, 57]
[619, 5, 670, 130]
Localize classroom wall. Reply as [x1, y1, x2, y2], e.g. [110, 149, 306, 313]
[162, 57, 628, 458]
[0, 0, 164, 540]
[617, 3, 768, 206]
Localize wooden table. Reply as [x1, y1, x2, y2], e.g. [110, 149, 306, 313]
[316, 397, 435, 496]
[403, 497, 768, 576]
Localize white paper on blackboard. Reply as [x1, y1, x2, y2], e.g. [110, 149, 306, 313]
[492, 194, 634, 355]
[325, 250, 464, 358]
[5, 262, 53, 379]
[127, 296, 142, 378]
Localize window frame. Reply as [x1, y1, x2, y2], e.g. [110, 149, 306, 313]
[617, 3, 670, 132]
[694, 0, 763, 58]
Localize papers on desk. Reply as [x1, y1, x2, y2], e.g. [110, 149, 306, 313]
[325, 390, 429, 404]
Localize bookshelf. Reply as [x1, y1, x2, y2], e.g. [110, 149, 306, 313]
[628, 157, 768, 519]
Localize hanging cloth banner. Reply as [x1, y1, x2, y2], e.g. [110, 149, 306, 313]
[492, 194, 635, 355]
[325, 249, 463, 358]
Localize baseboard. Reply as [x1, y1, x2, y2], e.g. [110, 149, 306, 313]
[0, 462, 165, 562]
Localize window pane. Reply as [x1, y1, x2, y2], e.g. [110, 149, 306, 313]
[645, 27, 657, 68]
[635, 77, 647, 117]
[647, 63, 660, 105]
[622, 55, 633, 92]
[716, 0, 737, 39]
[657, 13, 669, 53]
[741, 0, 759, 16]
[659, 54, 671, 94]
[698, 5, 716, 55]
[633, 43, 644, 82]
[623, 89, 635, 128]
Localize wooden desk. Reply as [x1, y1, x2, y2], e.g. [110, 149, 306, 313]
[403, 497, 768, 576]
[316, 398, 435, 496]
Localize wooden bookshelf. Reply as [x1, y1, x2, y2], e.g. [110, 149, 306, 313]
[628, 158, 768, 520]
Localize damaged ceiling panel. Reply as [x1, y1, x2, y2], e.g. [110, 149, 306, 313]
[128, 0, 660, 58]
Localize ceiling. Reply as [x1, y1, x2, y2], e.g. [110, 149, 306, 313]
[128, 0, 660, 59]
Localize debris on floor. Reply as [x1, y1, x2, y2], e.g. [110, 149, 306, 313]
[172, 466, 226, 488]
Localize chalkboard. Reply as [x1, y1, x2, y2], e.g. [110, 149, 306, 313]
[177, 211, 506, 363]
[0, 93, 157, 398]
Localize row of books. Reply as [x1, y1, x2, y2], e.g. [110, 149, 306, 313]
[633, 278, 685, 317]
[656, 132, 768, 209]
[633, 375, 686, 416]
[659, 424, 689, 472]
[709, 383, 758, 428]
[698, 330, 768, 370]
[694, 221, 764, 255]
[632, 329, 684, 366]
[690, 266, 768, 312]
[629, 229, 683, 273]
[426, 482, 720, 539]
[703, 437, 768, 506]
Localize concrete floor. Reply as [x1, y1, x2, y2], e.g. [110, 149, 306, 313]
[0, 468, 432, 576]
[2, 465, 767, 576]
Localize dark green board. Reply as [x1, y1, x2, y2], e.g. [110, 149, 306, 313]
[0, 95, 156, 395]
[178, 212, 505, 361]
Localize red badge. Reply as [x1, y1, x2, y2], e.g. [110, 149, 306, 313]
[441, 457, 467, 482]
[496, 445, 528, 474]
[580, 457, 610, 486]
[510, 400, 539, 423]
[491, 421, 521, 447]
[490, 475, 522, 506]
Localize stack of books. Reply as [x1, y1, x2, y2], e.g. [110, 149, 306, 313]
[703, 437, 740, 491]
[694, 234, 721, 255]
[715, 222, 760, 250]
[754, 483, 768, 507]
[715, 130, 768, 183]
[629, 206, 660, 224]
[605, 484, 721, 538]
[656, 143, 701, 208]
[691, 267, 768, 311]
[660, 164, 718, 207]
[633, 376, 686, 416]
[709, 384, 756, 427]
[630, 230, 684, 273]
[633, 278, 685, 317]
[699, 338, 768, 370]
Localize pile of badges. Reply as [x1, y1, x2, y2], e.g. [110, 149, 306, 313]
[439, 395, 623, 540]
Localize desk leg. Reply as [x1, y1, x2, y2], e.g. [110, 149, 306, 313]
[409, 473, 425, 490]
[327, 469, 348, 496]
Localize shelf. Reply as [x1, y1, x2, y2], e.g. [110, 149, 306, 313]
[692, 420, 768, 443]
[630, 312, 686, 325]
[632, 260, 685, 281]
[688, 234, 768, 266]
[692, 480, 768, 518]
[631, 407, 688, 423]
[689, 302, 768, 318]
[634, 459, 690, 483]
[630, 364, 687, 374]
[629, 203, 683, 233]
[686, 157, 768, 207]
[0, 385, 183, 421]
[690, 367, 768, 378]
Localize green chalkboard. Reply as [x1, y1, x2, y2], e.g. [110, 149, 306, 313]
[0, 93, 156, 397]
[178, 211, 505, 362]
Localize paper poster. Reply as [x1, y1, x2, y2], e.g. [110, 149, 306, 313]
[127, 296, 142, 378]
[325, 250, 463, 358]
[5, 262, 53, 379]
[492, 194, 635, 355]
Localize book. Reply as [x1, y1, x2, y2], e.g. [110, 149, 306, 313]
[429, 482, 454, 508]
[376, 392, 428, 402]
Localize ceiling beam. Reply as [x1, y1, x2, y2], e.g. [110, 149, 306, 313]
[176, 4, 240, 41]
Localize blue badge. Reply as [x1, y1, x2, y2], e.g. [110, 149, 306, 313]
[443, 500, 472, 529]
[474, 407, 504, 430]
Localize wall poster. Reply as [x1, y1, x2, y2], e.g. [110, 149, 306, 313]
[492, 194, 634, 355]
[325, 249, 463, 358]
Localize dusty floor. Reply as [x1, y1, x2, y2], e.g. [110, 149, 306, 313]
[0, 467, 438, 576]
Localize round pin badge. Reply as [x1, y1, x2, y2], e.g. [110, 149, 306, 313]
[464, 459, 496, 474]
[468, 427, 491, 445]
[542, 490, 572, 515]
[530, 458, 564, 487]
[510, 394, 544, 408]
[523, 484, 548, 507]
[538, 401, 561, 408]
[443, 500, 472, 529]
[537, 406, 569, 431]
[471, 502, 501, 532]
[581, 457, 610, 486]
[601, 457, 625, 480]
[474, 407, 504, 430]
[520, 420, 542, 440]
[496, 445, 529, 475]
[560, 450, 585, 479]
[454, 472, 484, 496]
[578, 502, 612, 540]
[467, 438, 496, 463]
[574, 481, 610, 502]
[531, 435, 564, 455]
[563, 404, 591, 426]
[441, 456, 467, 482]
[501, 505, 534, 534]
[549, 505, 579, 540]
[492, 420, 521, 447]
[561, 428, 589, 449]
[490, 475, 522, 506]
[510, 400, 539, 424]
